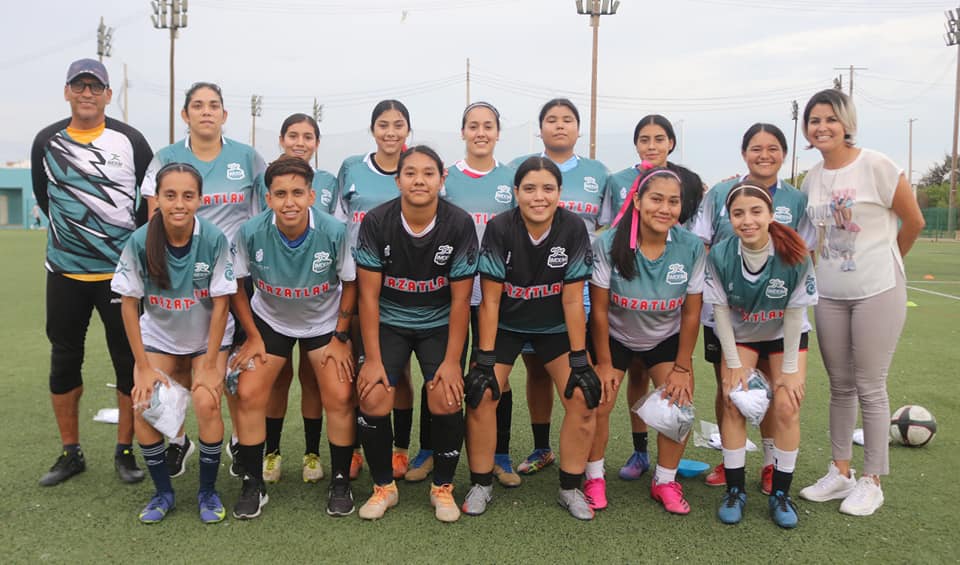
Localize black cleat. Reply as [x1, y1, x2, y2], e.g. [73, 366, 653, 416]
[165, 436, 195, 478]
[233, 475, 269, 519]
[326, 477, 355, 517]
[39, 450, 86, 486]
[115, 449, 145, 483]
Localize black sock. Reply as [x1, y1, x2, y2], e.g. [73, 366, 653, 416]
[265, 417, 284, 455]
[303, 417, 323, 455]
[393, 408, 413, 450]
[495, 390, 513, 455]
[358, 412, 394, 486]
[64, 443, 82, 455]
[632, 432, 648, 453]
[532, 423, 551, 451]
[772, 469, 793, 495]
[140, 440, 172, 494]
[239, 443, 265, 484]
[328, 442, 353, 484]
[559, 469, 583, 490]
[431, 412, 464, 486]
[198, 439, 222, 494]
[115, 443, 132, 457]
[725, 466, 746, 492]
[352, 407, 362, 449]
[418, 384, 433, 450]
[471, 471, 494, 487]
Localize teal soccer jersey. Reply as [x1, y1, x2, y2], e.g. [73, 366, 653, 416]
[335, 153, 402, 251]
[703, 237, 817, 343]
[591, 226, 705, 351]
[111, 217, 236, 355]
[234, 207, 355, 338]
[141, 137, 266, 243]
[354, 198, 478, 330]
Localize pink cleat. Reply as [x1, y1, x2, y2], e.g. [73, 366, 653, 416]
[651, 479, 691, 515]
[583, 477, 608, 510]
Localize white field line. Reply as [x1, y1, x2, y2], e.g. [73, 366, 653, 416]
[906, 286, 960, 301]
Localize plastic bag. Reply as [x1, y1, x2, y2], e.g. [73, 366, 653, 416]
[692, 420, 759, 451]
[141, 370, 191, 440]
[225, 351, 256, 395]
[729, 368, 772, 427]
[632, 386, 695, 443]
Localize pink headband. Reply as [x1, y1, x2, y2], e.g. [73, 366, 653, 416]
[611, 163, 682, 249]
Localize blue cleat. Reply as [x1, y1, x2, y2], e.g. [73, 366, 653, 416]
[139, 492, 175, 524]
[618, 451, 650, 480]
[769, 490, 799, 529]
[198, 490, 226, 524]
[718, 487, 746, 525]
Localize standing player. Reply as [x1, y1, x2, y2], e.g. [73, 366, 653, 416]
[260, 114, 339, 485]
[31, 58, 153, 486]
[587, 166, 705, 512]
[690, 123, 815, 492]
[509, 99, 610, 476]
[604, 114, 704, 481]
[705, 183, 817, 528]
[112, 162, 235, 524]
[463, 157, 598, 520]
[141, 82, 266, 479]
[353, 146, 476, 522]
[336, 100, 417, 480]
[228, 156, 357, 519]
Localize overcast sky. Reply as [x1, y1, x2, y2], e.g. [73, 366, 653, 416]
[1, 0, 954, 186]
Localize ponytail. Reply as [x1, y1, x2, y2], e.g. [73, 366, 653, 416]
[146, 213, 171, 290]
[768, 221, 808, 266]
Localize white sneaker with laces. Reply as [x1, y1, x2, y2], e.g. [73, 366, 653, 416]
[839, 476, 884, 516]
[799, 462, 856, 502]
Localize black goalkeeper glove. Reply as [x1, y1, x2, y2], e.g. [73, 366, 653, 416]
[464, 350, 500, 409]
[564, 350, 600, 409]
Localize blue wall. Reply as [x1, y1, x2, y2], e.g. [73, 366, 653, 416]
[0, 168, 45, 229]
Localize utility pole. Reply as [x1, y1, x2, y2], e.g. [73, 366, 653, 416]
[152, 0, 189, 144]
[677, 119, 685, 163]
[576, 0, 619, 159]
[791, 100, 799, 185]
[945, 9, 960, 235]
[908, 118, 918, 193]
[833, 64, 867, 99]
[122, 63, 129, 123]
[312, 98, 324, 169]
[250, 95, 263, 149]
[466, 58, 471, 106]
[96, 17, 113, 63]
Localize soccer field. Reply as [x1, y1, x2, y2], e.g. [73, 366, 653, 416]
[1, 230, 956, 564]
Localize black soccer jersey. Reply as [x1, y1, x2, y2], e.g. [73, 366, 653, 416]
[479, 207, 593, 334]
[355, 197, 478, 330]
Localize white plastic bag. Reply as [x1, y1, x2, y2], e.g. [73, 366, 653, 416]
[729, 368, 772, 427]
[225, 351, 255, 395]
[141, 370, 191, 440]
[632, 386, 695, 443]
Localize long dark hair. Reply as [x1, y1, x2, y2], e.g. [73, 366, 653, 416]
[609, 167, 682, 280]
[725, 182, 807, 266]
[632, 115, 702, 222]
[147, 163, 203, 290]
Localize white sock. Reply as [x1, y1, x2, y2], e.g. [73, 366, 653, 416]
[722, 446, 747, 469]
[585, 458, 605, 480]
[773, 446, 798, 473]
[762, 438, 775, 466]
[654, 465, 677, 485]
[170, 435, 185, 446]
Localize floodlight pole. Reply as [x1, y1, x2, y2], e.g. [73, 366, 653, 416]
[945, 8, 960, 235]
[96, 17, 114, 63]
[250, 95, 263, 148]
[152, 0, 189, 144]
[576, 0, 619, 159]
[312, 98, 324, 169]
[908, 118, 917, 194]
[791, 100, 799, 185]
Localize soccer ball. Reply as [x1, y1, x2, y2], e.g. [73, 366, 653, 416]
[889, 405, 937, 447]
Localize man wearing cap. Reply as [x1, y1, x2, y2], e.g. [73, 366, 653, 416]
[31, 58, 154, 486]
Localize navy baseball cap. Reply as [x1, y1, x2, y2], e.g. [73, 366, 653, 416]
[66, 58, 109, 86]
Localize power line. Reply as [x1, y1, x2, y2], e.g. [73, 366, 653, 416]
[684, 0, 945, 14]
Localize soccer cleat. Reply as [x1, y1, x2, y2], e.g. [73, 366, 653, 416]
[233, 476, 269, 519]
[39, 450, 86, 487]
[651, 480, 691, 515]
[430, 483, 461, 522]
[799, 462, 856, 502]
[349, 451, 363, 481]
[227, 440, 244, 478]
[392, 450, 409, 479]
[165, 437, 195, 479]
[717, 487, 747, 524]
[302, 453, 324, 483]
[769, 490, 799, 528]
[618, 451, 650, 481]
[263, 452, 282, 484]
[358, 482, 399, 520]
[404, 450, 433, 483]
[115, 449, 146, 484]
[517, 448, 555, 475]
[583, 477, 608, 510]
[139, 492, 174, 524]
[557, 488, 594, 521]
[461, 484, 493, 516]
[760, 464, 774, 495]
[493, 453, 522, 487]
[705, 463, 726, 487]
[198, 490, 226, 524]
[839, 477, 884, 516]
[326, 480, 355, 517]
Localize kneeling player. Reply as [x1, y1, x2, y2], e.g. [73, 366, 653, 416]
[229, 156, 357, 519]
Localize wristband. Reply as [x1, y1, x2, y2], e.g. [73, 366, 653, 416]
[569, 350, 589, 369]
[476, 350, 496, 367]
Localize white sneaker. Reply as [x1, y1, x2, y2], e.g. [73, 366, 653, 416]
[799, 462, 856, 502]
[839, 477, 884, 516]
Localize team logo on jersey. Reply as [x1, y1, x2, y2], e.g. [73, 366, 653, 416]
[320, 189, 333, 207]
[495, 185, 512, 204]
[224, 261, 235, 281]
[226, 163, 246, 181]
[547, 246, 568, 269]
[107, 153, 123, 168]
[193, 262, 211, 280]
[505, 251, 512, 265]
[230, 242, 238, 257]
[665, 263, 688, 285]
[620, 187, 628, 201]
[774, 206, 793, 224]
[384, 244, 391, 257]
[583, 176, 599, 193]
[255, 248, 264, 262]
[312, 251, 332, 273]
[434, 245, 453, 266]
[765, 278, 788, 299]
[805, 274, 816, 295]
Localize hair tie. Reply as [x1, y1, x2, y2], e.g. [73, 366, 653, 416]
[611, 166, 682, 249]
[725, 183, 772, 211]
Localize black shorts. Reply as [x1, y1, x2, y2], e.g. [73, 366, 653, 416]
[703, 325, 721, 365]
[609, 333, 679, 372]
[231, 277, 256, 347]
[738, 332, 810, 360]
[254, 312, 332, 358]
[495, 329, 569, 366]
[380, 324, 449, 386]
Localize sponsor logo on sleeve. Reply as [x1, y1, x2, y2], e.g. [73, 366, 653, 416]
[547, 246, 568, 268]
[665, 263, 688, 285]
[320, 189, 333, 207]
[805, 274, 816, 295]
[255, 248, 264, 262]
[620, 186, 628, 201]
